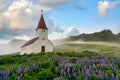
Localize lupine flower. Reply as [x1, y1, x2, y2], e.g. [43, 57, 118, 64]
[105, 73, 108, 80]
[63, 72, 66, 77]
[73, 73, 77, 79]
[111, 73, 115, 79]
[116, 75, 119, 80]
[17, 67, 22, 75]
[98, 70, 103, 80]
[23, 66, 30, 73]
[3, 71, 11, 80]
[67, 67, 70, 74]
[32, 64, 38, 72]
[85, 69, 90, 76]
[0, 70, 3, 78]
[85, 75, 90, 80]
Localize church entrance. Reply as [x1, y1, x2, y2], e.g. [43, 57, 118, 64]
[41, 46, 45, 52]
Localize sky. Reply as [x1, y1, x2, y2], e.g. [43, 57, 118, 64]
[0, 0, 120, 44]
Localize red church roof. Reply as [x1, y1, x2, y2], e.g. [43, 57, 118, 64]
[36, 14, 48, 30]
[21, 37, 39, 48]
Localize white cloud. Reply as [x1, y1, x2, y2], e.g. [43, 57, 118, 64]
[2, 0, 51, 29]
[0, 0, 71, 40]
[66, 27, 80, 37]
[39, 0, 70, 6]
[14, 35, 31, 40]
[98, 0, 110, 17]
[0, 0, 52, 30]
[0, 0, 7, 11]
[49, 27, 80, 40]
[110, 1, 120, 8]
[98, 0, 120, 17]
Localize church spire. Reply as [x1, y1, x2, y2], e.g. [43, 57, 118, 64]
[36, 11, 48, 30]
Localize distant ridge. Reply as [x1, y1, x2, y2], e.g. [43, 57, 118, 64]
[65, 29, 120, 43]
[0, 39, 27, 55]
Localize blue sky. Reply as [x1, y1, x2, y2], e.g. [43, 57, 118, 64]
[49, 0, 120, 33]
[0, 0, 120, 43]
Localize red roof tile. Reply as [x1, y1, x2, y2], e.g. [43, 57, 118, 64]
[36, 14, 48, 30]
[21, 37, 39, 48]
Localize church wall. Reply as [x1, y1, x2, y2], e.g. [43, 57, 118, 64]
[21, 45, 32, 54]
[32, 38, 53, 53]
[36, 29, 48, 39]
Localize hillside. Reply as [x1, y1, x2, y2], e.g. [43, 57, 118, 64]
[0, 39, 27, 55]
[65, 29, 120, 43]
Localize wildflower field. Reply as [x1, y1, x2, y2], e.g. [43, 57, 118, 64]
[0, 51, 120, 80]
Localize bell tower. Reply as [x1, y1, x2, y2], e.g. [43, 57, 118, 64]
[36, 11, 48, 40]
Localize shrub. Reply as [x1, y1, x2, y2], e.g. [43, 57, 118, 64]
[38, 69, 54, 80]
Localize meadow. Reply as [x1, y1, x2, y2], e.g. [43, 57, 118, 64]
[54, 43, 120, 53]
[0, 51, 120, 80]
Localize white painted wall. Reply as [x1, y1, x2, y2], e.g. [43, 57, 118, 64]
[21, 28, 53, 54]
[21, 45, 33, 54]
[32, 38, 53, 53]
[36, 29, 48, 39]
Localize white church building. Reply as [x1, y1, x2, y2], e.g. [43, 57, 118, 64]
[21, 14, 53, 54]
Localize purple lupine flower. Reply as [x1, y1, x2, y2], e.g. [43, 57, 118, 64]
[85, 75, 90, 80]
[105, 73, 108, 80]
[67, 67, 70, 74]
[18, 77, 21, 80]
[73, 73, 77, 79]
[32, 64, 38, 72]
[23, 66, 30, 73]
[85, 69, 90, 80]
[77, 69, 81, 75]
[98, 70, 103, 80]
[116, 75, 119, 80]
[63, 72, 66, 77]
[110, 64, 113, 68]
[3, 71, 11, 80]
[111, 73, 115, 79]
[0, 70, 3, 78]
[17, 67, 22, 75]
[85, 69, 90, 76]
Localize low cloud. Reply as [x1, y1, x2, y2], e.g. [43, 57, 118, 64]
[67, 27, 80, 37]
[98, 0, 120, 17]
[0, 27, 34, 40]
[53, 24, 64, 33]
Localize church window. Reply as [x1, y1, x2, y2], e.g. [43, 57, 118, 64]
[43, 38, 45, 40]
[42, 29, 45, 32]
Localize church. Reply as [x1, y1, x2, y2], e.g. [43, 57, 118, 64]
[21, 14, 53, 54]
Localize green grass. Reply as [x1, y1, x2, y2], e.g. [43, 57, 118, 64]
[54, 43, 120, 53]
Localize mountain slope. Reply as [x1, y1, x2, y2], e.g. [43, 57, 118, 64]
[0, 39, 27, 55]
[66, 29, 120, 43]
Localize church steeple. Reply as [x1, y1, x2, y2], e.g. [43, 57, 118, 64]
[35, 12, 48, 38]
[36, 14, 48, 31]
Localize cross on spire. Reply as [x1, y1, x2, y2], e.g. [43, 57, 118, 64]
[36, 11, 48, 30]
[41, 10, 43, 13]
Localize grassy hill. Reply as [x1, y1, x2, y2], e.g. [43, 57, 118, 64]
[54, 43, 120, 53]
[65, 29, 120, 43]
